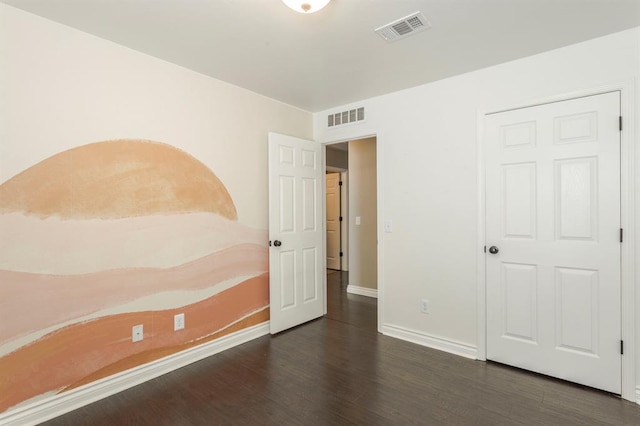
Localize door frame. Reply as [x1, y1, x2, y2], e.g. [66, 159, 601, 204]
[322, 133, 384, 333]
[476, 82, 637, 401]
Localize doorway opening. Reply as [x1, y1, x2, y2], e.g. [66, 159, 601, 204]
[325, 137, 378, 329]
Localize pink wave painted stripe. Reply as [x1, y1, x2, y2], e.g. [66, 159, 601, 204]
[0, 244, 267, 344]
[0, 275, 269, 413]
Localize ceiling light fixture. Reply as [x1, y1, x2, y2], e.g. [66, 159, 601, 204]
[282, 0, 331, 14]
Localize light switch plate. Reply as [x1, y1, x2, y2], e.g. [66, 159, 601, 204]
[355, 216, 361, 225]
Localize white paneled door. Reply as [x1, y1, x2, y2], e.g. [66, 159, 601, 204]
[326, 172, 341, 270]
[268, 133, 325, 334]
[485, 92, 621, 393]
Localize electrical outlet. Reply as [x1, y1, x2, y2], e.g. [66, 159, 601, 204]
[421, 299, 430, 314]
[132, 324, 143, 342]
[174, 313, 185, 331]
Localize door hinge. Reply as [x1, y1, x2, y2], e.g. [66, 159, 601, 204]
[483, 245, 486, 253]
[339, 181, 343, 186]
[619, 116, 623, 131]
[339, 216, 343, 222]
[339, 252, 343, 257]
[621, 340, 624, 355]
[620, 228, 623, 243]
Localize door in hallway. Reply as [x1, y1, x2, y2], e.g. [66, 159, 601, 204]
[326, 172, 341, 270]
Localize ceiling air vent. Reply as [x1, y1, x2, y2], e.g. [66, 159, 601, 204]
[327, 107, 365, 128]
[375, 12, 431, 42]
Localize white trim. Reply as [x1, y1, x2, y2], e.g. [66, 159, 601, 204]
[376, 132, 385, 333]
[0, 323, 270, 426]
[346, 284, 378, 298]
[476, 110, 487, 362]
[382, 324, 477, 360]
[619, 80, 636, 403]
[477, 81, 637, 402]
[322, 145, 328, 316]
[636, 386, 640, 405]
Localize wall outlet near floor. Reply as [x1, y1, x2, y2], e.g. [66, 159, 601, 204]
[420, 299, 430, 314]
[132, 324, 144, 342]
[174, 313, 185, 331]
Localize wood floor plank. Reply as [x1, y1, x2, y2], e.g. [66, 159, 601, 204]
[42, 270, 640, 425]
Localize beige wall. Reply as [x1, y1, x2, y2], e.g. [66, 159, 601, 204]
[348, 138, 377, 289]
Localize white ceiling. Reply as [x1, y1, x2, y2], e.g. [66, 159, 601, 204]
[3, 0, 640, 112]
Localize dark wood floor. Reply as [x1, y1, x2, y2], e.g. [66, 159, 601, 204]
[44, 270, 640, 425]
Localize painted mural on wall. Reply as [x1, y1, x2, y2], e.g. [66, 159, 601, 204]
[0, 140, 269, 413]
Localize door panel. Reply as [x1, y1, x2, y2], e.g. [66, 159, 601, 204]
[279, 251, 296, 309]
[554, 267, 598, 355]
[303, 247, 318, 302]
[302, 177, 317, 231]
[269, 132, 324, 334]
[501, 262, 537, 343]
[555, 157, 597, 240]
[502, 163, 537, 239]
[485, 92, 621, 393]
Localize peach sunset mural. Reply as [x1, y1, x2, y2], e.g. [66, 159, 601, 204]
[0, 140, 269, 413]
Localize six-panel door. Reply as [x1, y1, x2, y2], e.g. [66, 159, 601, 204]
[485, 92, 621, 393]
[268, 132, 324, 334]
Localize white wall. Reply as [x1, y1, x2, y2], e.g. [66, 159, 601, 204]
[348, 138, 377, 290]
[314, 27, 640, 397]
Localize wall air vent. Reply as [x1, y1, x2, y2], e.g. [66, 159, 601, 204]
[327, 107, 365, 128]
[374, 12, 430, 42]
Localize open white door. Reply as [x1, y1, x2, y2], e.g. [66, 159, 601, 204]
[485, 92, 621, 393]
[268, 132, 325, 334]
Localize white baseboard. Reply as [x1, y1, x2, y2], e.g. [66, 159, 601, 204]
[0, 322, 270, 426]
[346, 285, 378, 298]
[636, 386, 640, 405]
[382, 323, 477, 360]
